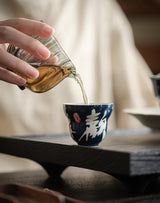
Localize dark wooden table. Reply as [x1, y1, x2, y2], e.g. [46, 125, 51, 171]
[0, 128, 160, 202]
[0, 166, 160, 202]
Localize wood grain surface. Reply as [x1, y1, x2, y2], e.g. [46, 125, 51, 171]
[0, 128, 159, 177]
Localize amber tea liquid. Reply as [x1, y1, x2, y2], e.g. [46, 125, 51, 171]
[24, 65, 71, 93]
[24, 65, 88, 104]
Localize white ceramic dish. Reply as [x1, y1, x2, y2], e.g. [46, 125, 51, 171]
[124, 107, 160, 129]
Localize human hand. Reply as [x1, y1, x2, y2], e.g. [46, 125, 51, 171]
[0, 18, 54, 86]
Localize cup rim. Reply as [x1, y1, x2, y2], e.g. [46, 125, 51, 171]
[63, 103, 113, 106]
[150, 74, 160, 79]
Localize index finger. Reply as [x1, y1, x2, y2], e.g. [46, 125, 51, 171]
[0, 18, 54, 38]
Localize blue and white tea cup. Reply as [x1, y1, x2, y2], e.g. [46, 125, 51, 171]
[150, 74, 160, 107]
[63, 103, 113, 146]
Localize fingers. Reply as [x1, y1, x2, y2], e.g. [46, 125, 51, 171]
[0, 67, 26, 85]
[0, 18, 55, 60]
[0, 18, 54, 38]
[45, 53, 58, 64]
[0, 26, 51, 60]
[0, 18, 56, 86]
[0, 48, 39, 80]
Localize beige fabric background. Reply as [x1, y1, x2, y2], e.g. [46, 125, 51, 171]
[0, 0, 157, 172]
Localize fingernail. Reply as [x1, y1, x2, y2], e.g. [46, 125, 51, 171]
[47, 53, 58, 64]
[51, 55, 58, 64]
[43, 26, 55, 36]
[26, 67, 39, 79]
[16, 77, 26, 86]
[37, 46, 50, 59]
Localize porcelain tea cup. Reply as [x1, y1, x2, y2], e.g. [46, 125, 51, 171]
[63, 103, 113, 146]
[150, 74, 160, 107]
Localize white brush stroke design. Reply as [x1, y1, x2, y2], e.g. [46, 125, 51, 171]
[78, 109, 107, 142]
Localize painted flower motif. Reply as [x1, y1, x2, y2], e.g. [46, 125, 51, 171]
[73, 113, 81, 123]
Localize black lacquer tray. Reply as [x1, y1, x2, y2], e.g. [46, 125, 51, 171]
[0, 128, 160, 178]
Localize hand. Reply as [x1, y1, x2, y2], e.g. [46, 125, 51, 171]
[0, 18, 54, 86]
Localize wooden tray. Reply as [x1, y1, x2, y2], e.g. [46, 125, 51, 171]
[0, 128, 160, 177]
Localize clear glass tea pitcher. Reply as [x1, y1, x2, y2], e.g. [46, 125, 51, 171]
[7, 35, 77, 93]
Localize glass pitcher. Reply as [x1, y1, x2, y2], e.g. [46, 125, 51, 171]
[7, 35, 76, 93]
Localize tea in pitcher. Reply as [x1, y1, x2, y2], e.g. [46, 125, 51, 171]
[7, 35, 88, 104]
[23, 65, 72, 93]
[24, 64, 88, 104]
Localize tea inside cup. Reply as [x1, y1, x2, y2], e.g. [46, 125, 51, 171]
[63, 103, 113, 146]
